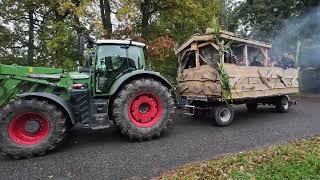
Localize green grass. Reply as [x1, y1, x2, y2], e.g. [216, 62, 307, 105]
[160, 136, 320, 180]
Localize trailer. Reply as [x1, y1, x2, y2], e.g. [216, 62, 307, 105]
[176, 30, 299, 126]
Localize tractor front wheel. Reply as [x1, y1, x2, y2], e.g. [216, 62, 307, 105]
[0, 98, 67, 158]
[112, 78, 174, 141]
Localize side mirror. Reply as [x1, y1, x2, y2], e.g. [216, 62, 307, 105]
[87, 42, 94, 49]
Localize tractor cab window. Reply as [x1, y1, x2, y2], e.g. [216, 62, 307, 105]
[96, 45, 144, 92]
[97, 45, 143, 72]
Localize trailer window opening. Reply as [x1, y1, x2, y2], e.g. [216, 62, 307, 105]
[230, 44, 245, 66]
[199, 55, 208, 66]
[183, 51, 196, 70]
[248, 47, 263, 67]
[199, 45, 219, 68]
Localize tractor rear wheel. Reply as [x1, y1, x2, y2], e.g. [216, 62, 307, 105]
[112, 78, 174, 141]
[0, 98, 67, 158]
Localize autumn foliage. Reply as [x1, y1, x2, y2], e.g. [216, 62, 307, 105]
[148, 36, 176, 61]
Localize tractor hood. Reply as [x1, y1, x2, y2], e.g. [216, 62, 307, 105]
[68, 72, 90, 85]
[69, 72, 90, 80]
[0, 64, 63, 76]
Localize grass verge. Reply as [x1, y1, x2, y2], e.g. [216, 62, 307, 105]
[160, 136, 320, 180]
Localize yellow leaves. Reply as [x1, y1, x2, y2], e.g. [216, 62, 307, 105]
[283, 155, 290, 161]
[239, 165, 245, 171]
[56, 2, 75, 16]
[116, 4, 130, 20]
[54, 0, 93, 17]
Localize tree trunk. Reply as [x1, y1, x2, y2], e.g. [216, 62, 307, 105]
[27, 8, 35, 66]
[74, 15, 84, 66]
[99, 0, 112, 38]
[140, 0, 152, 38]
[220, 0, 226, 28]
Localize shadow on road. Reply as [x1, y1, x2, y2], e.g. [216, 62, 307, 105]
[54, 105, 290, 153]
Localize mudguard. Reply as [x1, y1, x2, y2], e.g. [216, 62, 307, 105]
[108, 70, 172, 96]
[17, 92, 76, 124]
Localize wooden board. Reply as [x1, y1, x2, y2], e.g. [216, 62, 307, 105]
[178, 64, 299, 100]
[223, 63, 299, 99]
[178, 65, 221, 97]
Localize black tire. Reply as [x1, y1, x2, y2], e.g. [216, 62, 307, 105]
[246, 103, 258, 112]
[112, 78, 174, 141]
[276, 96, 290, 113]
[0, 98, 67, 158]
[213, 105, 234, 127]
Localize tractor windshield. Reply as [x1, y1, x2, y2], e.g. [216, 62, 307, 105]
[96, 45, 144, 71]
[95, 44, 145, 93]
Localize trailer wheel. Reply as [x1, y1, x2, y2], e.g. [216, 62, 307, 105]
[0, 98, 67, 158]
[276, 96, 290, 113]
[112, 78, 174, 140]
[213, 105, 234, 127]
[246, 103, 258, 112]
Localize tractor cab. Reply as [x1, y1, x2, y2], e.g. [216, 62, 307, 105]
[93, 40, 146, 93]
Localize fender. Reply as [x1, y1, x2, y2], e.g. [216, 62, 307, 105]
[16, 92, 76, 124]
[108, 70, 172, 96]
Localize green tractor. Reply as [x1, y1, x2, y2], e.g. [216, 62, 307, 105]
[0, 39, 174, 158]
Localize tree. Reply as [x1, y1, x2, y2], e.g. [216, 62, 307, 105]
[0, 0, 94, 68]
[116, 0, 179, 39]
[0, 0, 44, 65]
[156, 0, 221, 44]
[229, 0, 320, 41]
[99, 0, 113, 38]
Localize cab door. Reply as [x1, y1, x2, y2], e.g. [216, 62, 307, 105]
[95, 45, 129, 93]
[94, 45, 142, 94]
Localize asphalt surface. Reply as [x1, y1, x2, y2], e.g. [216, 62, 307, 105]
[0, 97, 320, 180]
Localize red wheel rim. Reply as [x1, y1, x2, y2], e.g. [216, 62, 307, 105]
[8, 112, 50, 146]
[128, 93, 163, 128]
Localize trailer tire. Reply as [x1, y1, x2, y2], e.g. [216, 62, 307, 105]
[213, 105, 234, 127]
[276, 96, 290, 113]
[0, 98, 67, 158]
[112, 78, 174, 140]
[246, 103, 258, 112]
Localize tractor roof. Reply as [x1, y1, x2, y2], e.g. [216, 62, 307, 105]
[95, 40, 146, 47]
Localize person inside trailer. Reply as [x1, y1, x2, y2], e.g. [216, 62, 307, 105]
[269, 57, 280, 67]
[280, 53, 296, 69]
[250, 56, 263, 67]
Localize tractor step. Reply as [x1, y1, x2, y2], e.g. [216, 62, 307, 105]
[90, 113, 111, 130]
[89, 100, 112, 130]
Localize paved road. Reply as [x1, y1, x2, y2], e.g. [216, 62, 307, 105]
[1, 97, 320, 180]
